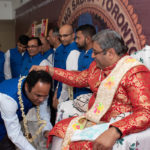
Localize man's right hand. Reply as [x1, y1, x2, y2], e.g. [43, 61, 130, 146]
[30, 65, 54, 76]
[93, 127, 121, 150]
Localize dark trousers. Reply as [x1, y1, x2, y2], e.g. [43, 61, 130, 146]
[0, 135, 16, 150]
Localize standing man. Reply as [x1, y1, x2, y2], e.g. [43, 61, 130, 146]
[21, 37, 50, 76]
[47, 26, 64, 124]
[53, 24, 80, 109]
[4, 35, 29, 79]
[0, 70, 52, 150]
[74, 24, 96, 98]
[47, 26, 63, 69]
[57, 24, 80, 103]
[0, 51, 5, 82]
[55, 24, 96, 122]
[40, 36, 54, 66]
[31, 29, 150, 150]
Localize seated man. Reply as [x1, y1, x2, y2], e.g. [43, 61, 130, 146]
[31, 29, 150, 150]
[0, 70, 53, 150]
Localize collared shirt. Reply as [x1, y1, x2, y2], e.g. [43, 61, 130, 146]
[0, 93, 52, 150]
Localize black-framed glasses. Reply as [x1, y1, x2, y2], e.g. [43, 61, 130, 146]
[27, 45, 39, 49]
[93, 50, 104, 55]
[93, 48, 109, 55]
[59, 32, 73, 38]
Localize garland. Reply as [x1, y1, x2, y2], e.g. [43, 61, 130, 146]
[17, 76, 46, 143]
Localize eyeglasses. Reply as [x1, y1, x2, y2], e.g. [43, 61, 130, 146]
[59, 33, 73, 38]
[93, 50, 104, 55]
[27, 45, 38, 49]
[93, 48, 108, 55]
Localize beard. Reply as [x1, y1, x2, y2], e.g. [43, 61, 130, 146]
[77, 39, 87, 50]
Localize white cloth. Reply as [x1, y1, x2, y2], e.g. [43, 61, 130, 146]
[58, 50, 80, 103]
[4, 50, 12, 79]
[0, 93, 52, 150]
[71, 112, 131, 142]
[131, 45, 150, 69]
[71, 112, 150, 150]
[56, 100, 84, 123]
[56, 93, 92, 123]
[47, 53, 53, 67]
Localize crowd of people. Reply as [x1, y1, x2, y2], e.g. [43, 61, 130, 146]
[0, 23, 150, 150]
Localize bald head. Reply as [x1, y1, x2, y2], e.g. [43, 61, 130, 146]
[59, 24, 75, 46]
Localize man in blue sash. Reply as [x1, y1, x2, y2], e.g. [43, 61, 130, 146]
[52, 24, 80, 110]
[0, 70, 52, 150]
[21, 37, 50, 76]
[55, 24, 96, 122]
[4, 35, 29, 79]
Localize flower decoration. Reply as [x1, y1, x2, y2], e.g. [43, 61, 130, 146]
[72, 123, 84, 130]
[104, 76, 115, 89]
[94, 102, 104, 114]
[126, 57, 136, 63]
[63, 145, 69, 150]
[17, 76, 46, 143]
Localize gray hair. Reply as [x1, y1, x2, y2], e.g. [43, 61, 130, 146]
[92, 29, 128, 56]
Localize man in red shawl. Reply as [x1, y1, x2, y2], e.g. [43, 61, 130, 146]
[31, 29, 150, 150]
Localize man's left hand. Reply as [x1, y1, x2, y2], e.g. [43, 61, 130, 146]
[92, 127, 121, 150]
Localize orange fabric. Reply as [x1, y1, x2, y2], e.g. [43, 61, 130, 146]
[69, 141, 93, 150]
[48, 60, 150, 148]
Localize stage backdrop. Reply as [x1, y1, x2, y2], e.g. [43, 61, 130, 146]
[16, 0, 150, 52]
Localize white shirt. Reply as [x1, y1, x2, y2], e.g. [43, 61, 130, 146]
[4, 50, 26, 80]
[58, 49, 80, 103]
[0, 93, 52, 150]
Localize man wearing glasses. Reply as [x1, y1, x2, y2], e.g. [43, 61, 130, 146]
[20, 37, 50, 76]
[52, 24, 80, 114]
[31, 29, 150, 150]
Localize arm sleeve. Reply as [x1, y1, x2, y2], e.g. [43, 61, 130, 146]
[111, 68, 150, 137]
[4, 50, 12, 79]
[40, 59, 52, 67]
[0, 94, 35, 150]
[47, 54, 53, 67]
[53, 68, 89, 88]
[66, 50, 80, 71]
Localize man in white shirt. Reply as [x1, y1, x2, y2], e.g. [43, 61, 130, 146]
[4, 35, 29, 79]
[0, 70, 53, 150]
[53, 24, 80, 110]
